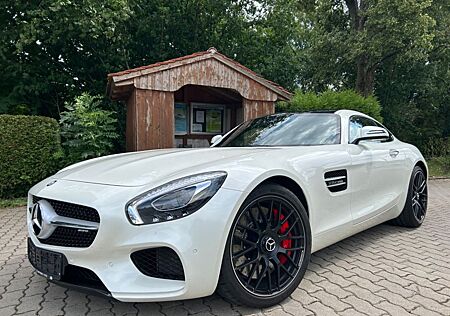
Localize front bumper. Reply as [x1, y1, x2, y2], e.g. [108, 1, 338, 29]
[27, 179, 245, 302]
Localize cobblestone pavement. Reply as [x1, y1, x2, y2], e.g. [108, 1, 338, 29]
[1, 180, 449, 316]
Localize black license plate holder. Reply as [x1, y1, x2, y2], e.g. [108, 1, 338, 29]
[28, 238, 66, 281]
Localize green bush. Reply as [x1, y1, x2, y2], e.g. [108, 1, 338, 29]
[0, 115, 62, 198]
[422, 137, 449, 158]
[278, 90, 383, 122]
[60, 93, 119, 163]
[427, 156, 450, 177]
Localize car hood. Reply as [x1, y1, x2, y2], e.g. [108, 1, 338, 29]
[54, 147, 275, 187]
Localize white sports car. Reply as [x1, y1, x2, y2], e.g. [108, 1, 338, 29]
[27, 110, 428, 307]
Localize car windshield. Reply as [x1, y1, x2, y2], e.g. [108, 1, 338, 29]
[219, 113, 341, 147]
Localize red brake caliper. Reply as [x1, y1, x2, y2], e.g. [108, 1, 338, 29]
[273, 209, 292, 264]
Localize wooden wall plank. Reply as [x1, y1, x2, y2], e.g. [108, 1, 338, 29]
[125, 89, 137, 151]
[134, 59, 279, 102]
[132, 89, 174, 151]
[243, 100, 275, 121]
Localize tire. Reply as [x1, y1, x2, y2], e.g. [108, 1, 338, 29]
[217, 183, 311, 308]
[391, 165, 428, 228]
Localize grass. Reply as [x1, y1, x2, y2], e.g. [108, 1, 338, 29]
[427, 156, 450, 178]
[0, 197, 27, 208]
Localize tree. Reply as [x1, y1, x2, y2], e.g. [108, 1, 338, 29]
[60, 93, 119, 161]
[375, 0, 450, 155]
[298, 0, 436, 96]
[0, 0, 302, 116]
[0, 0, 131, 116]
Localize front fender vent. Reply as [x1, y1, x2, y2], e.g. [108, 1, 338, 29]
[324, 170, 347, 192]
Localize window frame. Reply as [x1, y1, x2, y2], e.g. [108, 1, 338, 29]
[190, 102, 225, 135]
[174, 102, 189, 136]
[348, 115, 394, 144]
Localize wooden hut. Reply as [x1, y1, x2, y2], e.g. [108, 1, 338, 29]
[107, 48, 291, 151]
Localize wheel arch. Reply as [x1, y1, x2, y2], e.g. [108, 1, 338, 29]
[254, 175, 309, 217]
[415, 160, 428, 178]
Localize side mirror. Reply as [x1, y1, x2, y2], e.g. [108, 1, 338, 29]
[352, 126, 390, 145]
[210, 135, 223, 146]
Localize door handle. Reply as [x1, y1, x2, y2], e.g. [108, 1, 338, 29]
[389, 149, 400, 158]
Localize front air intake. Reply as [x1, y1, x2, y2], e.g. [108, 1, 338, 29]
[131, 247, 185, 281]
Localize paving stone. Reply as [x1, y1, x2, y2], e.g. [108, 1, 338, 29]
[314, 279, 352, 299]
[159, 304, 188, 316]
[342, 295, 384, 316]
[37, 298, 65, 315]
[290, 288, 319, 305]
[0, 179, 450, 316]
[409, 295, 450, 315]
[411, 306, 445, 316]
[375, 280, 415, 298]
[15, 294, 43, 314]
[374, 301, 412, 316]
[181, 299, 211, 314]
[134, 303, 164, 315]
[310, 290, 351, 312]
[305, 301, 340, 315]
[87, 296, 113, 312]
[0, 306, 16, 316]
[344, 285, 384, 305]
[281, 297, 314, 316]
[374, 289, 419, 311]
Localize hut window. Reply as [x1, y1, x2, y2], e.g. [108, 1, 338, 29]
[174, 103, 188, 135]
[190, 103, 224, 134]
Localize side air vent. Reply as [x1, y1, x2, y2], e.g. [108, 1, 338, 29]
[324, 170, 348, 192]
[131, 247, 185, 281]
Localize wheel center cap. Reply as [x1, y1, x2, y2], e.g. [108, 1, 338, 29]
[263, 236, 277, 252]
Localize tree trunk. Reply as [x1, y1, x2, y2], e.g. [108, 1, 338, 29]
[355, 55, 375, 97]
[345, 0, 374, 96]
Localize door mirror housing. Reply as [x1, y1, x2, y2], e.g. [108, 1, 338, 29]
[352, 126, 390, 145]
[210, 135, 223, 146]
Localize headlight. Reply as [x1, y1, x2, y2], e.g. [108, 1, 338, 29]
[126, 171, 227, 225]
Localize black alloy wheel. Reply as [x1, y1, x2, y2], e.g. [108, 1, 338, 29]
[411, 168, 428, 222]
[391, 165, 428, 228]
[218, 183, 311, 307]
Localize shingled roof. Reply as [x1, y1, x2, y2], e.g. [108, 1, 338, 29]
[107, 48, 292, 101]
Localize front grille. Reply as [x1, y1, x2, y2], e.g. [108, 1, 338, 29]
[40, 227, 97, 248]
[32, 196, 100, 248]
[131, 247, 185, 281]
[61, 265, 108, 292]
[32, 196, 100, 223]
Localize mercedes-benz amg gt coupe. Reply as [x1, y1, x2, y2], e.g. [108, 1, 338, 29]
[27, 110, 428, 307]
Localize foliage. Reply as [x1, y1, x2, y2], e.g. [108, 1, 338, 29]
[297, 0, 435, 96]
[0, 0, 131, 116]
[278, 90, 382, 122]
[0, 0, 448, 157]
[0, 197, 27, 208]
[427, 156, 450, 178]
[0, 115, 62, 198]
[0, 0, 301, 116]
[60, 93, 119, 162]
[376, 0, 450, 153]
[422, 138, 450, 158]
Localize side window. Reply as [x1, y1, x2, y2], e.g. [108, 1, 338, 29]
[348, 116, 381, 144]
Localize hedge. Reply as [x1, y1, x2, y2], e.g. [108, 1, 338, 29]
[277, 90, 383, 122]
[0, 115, 62, 198]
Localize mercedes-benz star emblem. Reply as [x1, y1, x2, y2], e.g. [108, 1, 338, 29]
[265, 237, 276, 252]
[30, 200, 57, 239]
